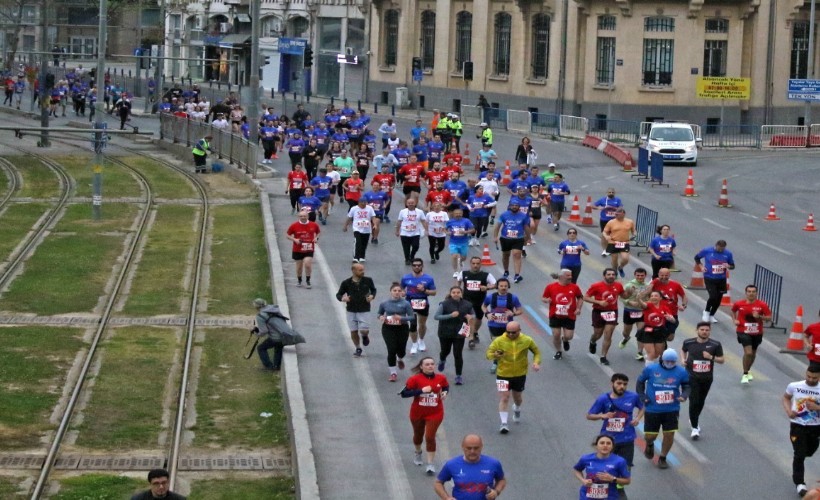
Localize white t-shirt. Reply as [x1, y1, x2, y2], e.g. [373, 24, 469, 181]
[212, 118, 230, 130]
[348, 205, 376, 234]
[787, 381, 820, 426]
[426, 210, 449, 238]
[398, 208, 427, 237]
[328, 170, 341, 185]
[387, 137, 400, 151]
[477, 178, 500, 197]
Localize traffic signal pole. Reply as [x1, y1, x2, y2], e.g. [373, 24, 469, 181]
[247, 0, 260, 175]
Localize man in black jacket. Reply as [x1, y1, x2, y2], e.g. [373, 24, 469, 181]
[130, 469, 185, 500]
[335, 263, 377, 357]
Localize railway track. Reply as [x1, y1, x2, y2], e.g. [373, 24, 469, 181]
[0, 156, 21, 211]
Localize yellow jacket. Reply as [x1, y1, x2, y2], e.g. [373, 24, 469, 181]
[486, 332, 541, 378]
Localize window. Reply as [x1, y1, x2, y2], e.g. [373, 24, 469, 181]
[531, 14, 550, 79]
[384, 10, 399, 67]
[319, 18, 341, 51]
[347, 19, 365, 53]
[792, 21, 810, 79]
[598, 15, 616, 31]
[703, 40, 727, 77]
[596, 37, 615, 85]
[455, 11, 472, 71]
[289, 16, 309, 38]
[644, 16, 674, 32]
[493, 13, 512, 76]
[642, 39, 674, 85]
[705, 18, 728, 34]
[421, 11, 436, 70]
[262, 16, 283, 37]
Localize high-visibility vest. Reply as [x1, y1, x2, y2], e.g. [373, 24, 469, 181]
[193, 139, 209, 156]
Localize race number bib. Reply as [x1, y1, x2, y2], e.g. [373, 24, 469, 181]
[711, 264, 725, 274]
[355, 219, 371, 230]
[411, 299, 427, 310]
[814, 344, 820, 356]
[629, 310, 643, 319]
[290, 146, 300, 152]
[385, 316, 402, 325]
[506, 229, 519, 238]
[744, 322, 760, 334]
[404, 223, 417, 232]
[531, 200, 541, 208]
[692, 360, 711, 373]
[655, 390, 674, 404]
[466, 280, 481, 291]
[407, 175, 418, 183]
[614, 241, 626, 249]
[606, 418, 625, 433]
[419, 393, 439, 407]
[453, 227, 465, 236]
[457, 323, 470, 337]
[587, 484, 609, 499]
[601, 311, 617, 322]
[292, 180, 303, 189]
[489, 313, 507, 323]
[432, 226, 446, 236]
[496, 380, 510, 392]
[473, 202, 484, 209]
[555, 304, 570, 316]
[300, 241, 314, 252]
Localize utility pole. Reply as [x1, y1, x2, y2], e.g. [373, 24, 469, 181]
[37, 0, 49, 147]
[154, 0, 166, 114]
[805, 0, 816, 126]
[247, 0, 260, 175]
[92, 0, 108, 220]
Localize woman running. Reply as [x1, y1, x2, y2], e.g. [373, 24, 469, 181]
[649, 224, 676, 279]
[400, 356, 449, 475]
[572, 434, 630, 500]
[434, 286, 475, 386]
[636, 290, 677, 364]
[377, 283, 415, 382]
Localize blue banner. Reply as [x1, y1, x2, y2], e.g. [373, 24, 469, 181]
[279, 37, 307, 55]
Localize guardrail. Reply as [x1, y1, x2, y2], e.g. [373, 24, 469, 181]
[158, 113, 257, 172]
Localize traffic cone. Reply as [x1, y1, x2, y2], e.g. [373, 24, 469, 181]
[480, 244, 496, 266]
[782, 305, 806, 353]
[580, 196, 596, 226]
[764, 203, 780, 221]
[567, 195, 582, 222]
[804, 213, 818, 232]
[681, 170, 698, 197]
[684, 263, 706, 290]
[463, 143, 472, 168]
[501, 161, 512, 186]
[720, 270, 733, 307]
[717, 179, 732, 208]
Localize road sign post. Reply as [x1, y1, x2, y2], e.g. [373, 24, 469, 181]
[413, 68, 422, 118]
[696, 77, 751, 147]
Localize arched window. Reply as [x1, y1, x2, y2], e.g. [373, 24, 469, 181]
[261, 16, 283, 37]
[420, 11, 436, 70]
[493, 13, 512, 75]
[455, 11, 472, 71]
[531, 14, 550, 79]
[384, 10, 400, 66]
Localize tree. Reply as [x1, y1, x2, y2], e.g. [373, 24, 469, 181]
[0, 0, 33, 71]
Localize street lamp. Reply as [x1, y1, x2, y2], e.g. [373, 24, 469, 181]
[806, 0, 816, 126]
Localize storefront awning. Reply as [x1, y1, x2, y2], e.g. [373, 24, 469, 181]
[218, 34, 251, 47]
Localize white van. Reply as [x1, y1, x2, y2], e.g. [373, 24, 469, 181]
[643, 122, 702, 166]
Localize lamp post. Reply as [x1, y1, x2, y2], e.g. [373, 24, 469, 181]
[805, 0, 816, 126]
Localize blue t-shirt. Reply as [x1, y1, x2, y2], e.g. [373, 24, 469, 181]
[548, 182, 570, 203]
[594, 196, 623, 222]
[444, 180, 469, 203]
[260, 126, 278, 140]
[467, 194, 495, 218]
[362, 191, 389, 215]
[410, 126, 427, 141]
[507, 178, 530, 194]
[313, 129, 330, 148]
[310, 175, 333, 199]
[587, 391, 644, 444]
[412, 144, 429, 162]
[401, 274, 436, 301]
[526, 176, 546, 189]
[393, 148, 411, 166]
[650, 236, 676, 261]
[437, 455, 505, 500]
[507, 195, 533, 212]
[297, 196, 322, 212]
[559, 239, 589, 268]
[331, 131, 349, 143]
[694, 246, 735, 279]
[428, 141, 446, 161]
[573, 453, 630, 500]
[637, 363, 690, 413]
[498, 211, 530, 240]
[482, 293, 522, 328]
[447, 218, 474, 244]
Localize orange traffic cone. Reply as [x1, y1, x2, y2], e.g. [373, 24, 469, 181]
[717, 179, 732, 208]
[764, 203, 780, 221]
[463, 143, 472, 167]
[720, 270, 733, 307]
[685, 263, 706, 290]
[501, 161, 512, 186]
[567, 195, 582, 222]
[580, 196, 596, 226]
[480, 244, 496, 266]
[682, 170, 698, 197]
[804, 213, 818, 231]
[782, 305, 806, 353]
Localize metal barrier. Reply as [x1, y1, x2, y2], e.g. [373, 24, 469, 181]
[753, 264, 787, 332]
[701, 124, 761, 148]
[761, 125, 808, 148]
[531, 112, 560, 136]
[507, 109, 532, 133]
[809, 124, 820, 147]
[648, 154, 668, 187]
[158, 113, 257, 172]
[460, 105, 482, 126]
[588, 119, 641, 145]
[559, 115, 588, 139]
[486, 108, 508, 130]
[636, 147, 649, 178]
[634, 204, 658, 254]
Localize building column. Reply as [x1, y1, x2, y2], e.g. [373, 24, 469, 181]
[434, 0, 451, 86]
[340, 16, 348, 98]
[510, 6, 528, 81]
[472, 0, 490, 90]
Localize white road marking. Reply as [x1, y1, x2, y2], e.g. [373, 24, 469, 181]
[682, 199, 691, 210]
[740, 212, 758, 219]
[757, 240, 794, 255]
[702, 218, 729, 229]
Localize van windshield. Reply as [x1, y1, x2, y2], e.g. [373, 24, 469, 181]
[649, 127, 694, 142]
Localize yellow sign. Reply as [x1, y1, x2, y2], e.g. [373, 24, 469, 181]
[696, 77, 751, 100]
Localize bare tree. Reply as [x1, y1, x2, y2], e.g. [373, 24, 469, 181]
[0, 0, 33, 70]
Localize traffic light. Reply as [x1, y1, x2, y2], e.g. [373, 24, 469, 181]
[463, 61, 473, 81]
[412, 57, 422, 71]
[262, 56, 270, 67]
[304, 45, 313, 68]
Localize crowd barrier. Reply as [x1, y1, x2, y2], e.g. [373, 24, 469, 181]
[158, 113, 257, 173]
[634, 204, 658, 254]
[753, 264, 787, 333]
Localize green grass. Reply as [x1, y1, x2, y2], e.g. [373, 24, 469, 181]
[0, 203, 137, 314]
[55, 156, 142, 199]
[0, 477, 27, 497]
[52, 474, 145, 500]
[0, 203, 49, 261]
[8, 156, 61, 199]
[120, 205, 198, 315]
[74, 326, 178, 449]
[0, 165, 9, 196]
[121, 156, 197, 200]
[189, 476, 295, 499]
[207, 204, 270, 314]
[194, 328, 289, 448]
[0, 327, 85, 449]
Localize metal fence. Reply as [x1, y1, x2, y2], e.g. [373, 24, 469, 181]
[158, 113, 258, 172]
[761, 125, 808, 148]
[753, 264, 787, 332]
[531, 113, 560, 136]
[634, 204, 658, 254]
[588, 119, 641, 145]
[701, 125, 761, 148]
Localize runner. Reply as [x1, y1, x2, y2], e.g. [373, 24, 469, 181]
[297, 187, 322, 223]
[618, 268, 651, 362]
[547, 173, 570, 231]
[732, 284, 772, 384]
[342, 198, 377, 263]
[335, 263, 377, 357]
[466, 185, 496, 244]
[694, 239, 735, 323]
[446, 207, 476, 279]
[558, 229, 590, 284]
[400, 356, 449, 475]
[482, 279, 523, 372]
[486, 321, 541, 434]
[637, 349, 690, 469]
[434, 286, 475, 385]
[377, 282, 415, 381]
[602, 208, 637, 278]
[341, 170, 364, 209]
[636, 290, 678, 366]
[681, 322, 724, 440]
[584, 269, 626, 365]
[285, 210, 320, 288]
[542, 269, 584, 360]
[425, 180, 453, 211]
[426, 201, 450, 264]
[527, 184, 548, 243]
[434, 434, 506, 500]
[396, 197, 428, 264]
[309, 167, 333, 225]
[804, 310, 820, 370]
[572, 435, 631, 500]
[459, 256, 497, 349]
[593, 188, 623, 257]
[285, 163, 309, 214]
[783, 366, 820, 498]
[402, 258, 438, 355]
[649, 225, 677, 279]
[399, 155, 426, 197]
[493, 201, 531, 284]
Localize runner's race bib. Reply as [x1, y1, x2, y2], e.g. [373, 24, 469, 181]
[601, 311, 617, 322]
[411, 299, 427, 310]
[407, 175, 418, 183]
[496, 380, 510, 392]
[466, 280, 481, 291]
[453, 227, 465, 236]
[692, 360, 711, 373]
[711, 264, 725, 274]
[556, 304, 570, 316]
[506, 229, 519, 238]
[629, 310, 643, 319]
[404, 223, 417, 232]
[606, 418, 625, 433]
[744, 322, 760, 334]
[458, 323, 470, 337]
[655, 390, 674, 404]
[614, 241, 626, 249]
[587, 484, 609, 499]
[300, 241, 314, 252]
[355, 219, 371, 230]
[292, 180, 303, 188]
[489, 313, 507, 323]
[385, 316, 401, 325]
[419, 393, 438, 407]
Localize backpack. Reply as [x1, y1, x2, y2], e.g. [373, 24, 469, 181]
[261, 305, 306, 346]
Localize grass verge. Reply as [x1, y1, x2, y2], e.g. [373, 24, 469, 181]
[0, 477, 27, 497]
[52, 474, 145, 500]
[207, 203, 270, 314]
[0, 202, 49, 261]
[193, 328, 289, 448]
[55, 156, 142, 200]
[0, 165, 8, 195]
[0, 327, 85, 449]
[121, 156, 197, 200]
[0, 203, 137, 314]
[73, 326, 178, 449]
[8, 156, 60, 199]
[120, 205, 198, 316]
[188, 476, 295, 499]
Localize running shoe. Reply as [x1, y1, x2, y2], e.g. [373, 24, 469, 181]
[320, 217, 326, 226]
[546, 215, 553, 224]
[741, 374, 750, 384]
[426, 464, 435, 475]
[602, 250, 610, 257]
[389, 373, 397, 382]
[635, 352, 645, 361]
[468, 339, 476, 350]
[438, 360, 446, 372]
[480, 232, 489, 238]
[502, 271, 509, 278]
[618, 267, 625, 278]
[600, 357, 610, 366]
[798, 484, 808, 498]
[490, 216, 495, 225]
[619, 337, 630, 349]
[644, 444, 654, 460]
[453, 272, 460, 279]
[296, 280, 302, 287]
[414, 451, 423, 466]
[397, 359, 405, 370]
[372, 238, 379, 245]
[362, 335, 370, 346]
[690, 427, 700, 440]
[701, 310, 710, 322]
[710, 316, 718, 323]
[553, 352, 563, 360]
[405, 260, 412, 265]
[455, 376, 463, 385]
[657, 457, 669, 469]
[410, 343, 418, 355]
[352, 258, 359, 263]
[554, 223, 559, 231]
[305, 280, 312, 289]
[353, 347, 363, 357]
[563, 338, 570, 351]
[384, 216, 391, 223]
[521, 249, 527, 258]
[430, 258, 436, 264]
[418, 339, 427, 351]
[359, 258, 366, 263]
[514, 274, 523, 284]
[747, 372, 754, 381]
[499, 423, 510, 434]
[512, 404, 521, 423]
[589, 341, 597, 354]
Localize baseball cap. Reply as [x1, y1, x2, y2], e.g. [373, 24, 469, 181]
[480, 122, 488, 127]
[661, 348, 678, 363]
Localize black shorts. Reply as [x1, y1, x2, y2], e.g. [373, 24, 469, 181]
[637, 326, 668, 344]
[600, 220, 610, 232]
[500, 237, 525, 252]
[591, 309, 619, 328]
[403, 185, 422, 196]
[530, 207, 542, 220]
[666, 318, 679, 335]
[606, 243, 630, 254]
[496, 375, 527, 393]
[307, 211, 317, 222]
[612, 441, 635, 467]
[623, 309, 644, 325]
[737, 333, 763, 350]
[549, 316, 576, 330]
[330, 185, 339, 195]
[488, 326, 507, 338]
[292, 251, 314, 261]
[550, 201, 565, 213]
[644, 411, 679, 434]
[466, 299, 485, 320]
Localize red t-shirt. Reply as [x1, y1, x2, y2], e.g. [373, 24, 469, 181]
[650, 278, 686, 313]
[344, 178, 364, 201]
[426, 189, 452, 206]
[805, 323, 820, 363]
[585, 281, 625, 311]
[442, 164, 464, 177]
[426, 170, 449, 185]
[643, 302, 674, 329]
[443, 153, 463, 166]
[286, 220, 320, 253]
[372, 173, 396, 191]
[731, 299, 772, 335]
[287, 170, 308, 190]
[542, 282, 583, 320]
[406, 372, 449, 420]
[399, 164, 426, 187]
